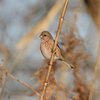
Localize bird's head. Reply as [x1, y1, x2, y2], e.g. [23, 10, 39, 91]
[39, 31, 53, 42]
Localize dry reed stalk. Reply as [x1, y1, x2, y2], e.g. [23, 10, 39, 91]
[89, 34, 100, 100]
[16, 0, 65, 50]
[0, 65, 40, 96]
[39, 0, 69, 100]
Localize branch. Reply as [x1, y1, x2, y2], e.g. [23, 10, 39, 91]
[0, 65, 40, 96]
[40, 0, 69, 100]
[89, 33, 100, 100]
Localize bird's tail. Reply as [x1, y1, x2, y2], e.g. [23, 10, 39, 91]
[59, 58, 74, 69]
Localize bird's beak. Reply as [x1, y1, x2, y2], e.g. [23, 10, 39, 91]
[39, 35, 43, 39]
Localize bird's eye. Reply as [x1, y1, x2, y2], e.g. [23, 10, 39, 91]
[44, 35, 46, 36]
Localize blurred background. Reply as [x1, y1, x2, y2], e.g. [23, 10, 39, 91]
[0, 0, 100, 100]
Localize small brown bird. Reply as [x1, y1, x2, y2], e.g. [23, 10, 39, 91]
[39, 31, 74, 68]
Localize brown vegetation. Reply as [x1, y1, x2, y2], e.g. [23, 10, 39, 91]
[0, 0, 100, 100]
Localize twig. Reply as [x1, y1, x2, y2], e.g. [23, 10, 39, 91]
[40, 0, 69, 100]
[89, 33, 100, 100]
[0, 65, 40, 96]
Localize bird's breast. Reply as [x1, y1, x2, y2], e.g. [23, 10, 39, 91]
[40, 41, 53, 59]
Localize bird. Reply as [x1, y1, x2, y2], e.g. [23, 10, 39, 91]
[39, 31, 74, 69]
